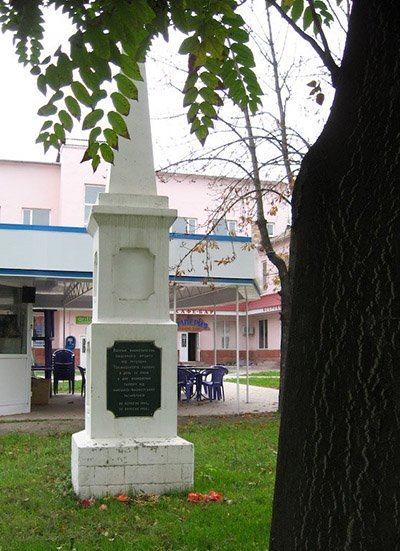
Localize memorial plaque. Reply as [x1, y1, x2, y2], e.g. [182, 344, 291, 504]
[107, 341, 161, 417]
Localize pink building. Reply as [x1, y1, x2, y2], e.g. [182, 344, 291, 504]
[0, 143, 286, 413]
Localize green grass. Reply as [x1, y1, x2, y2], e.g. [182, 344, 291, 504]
[226, 372, 280, 390]
[0, 415, 279, 551]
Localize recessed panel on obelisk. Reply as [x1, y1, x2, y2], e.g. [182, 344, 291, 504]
[107, 341, 161, 417]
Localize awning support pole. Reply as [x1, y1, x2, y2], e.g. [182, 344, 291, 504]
[236, 286, 240, 415]
[214, 296, 217, 365]
[245, 287, 249, 403]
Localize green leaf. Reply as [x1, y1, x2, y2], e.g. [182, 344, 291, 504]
[58, 110, 73, 132]
[89, 126, 102, 145]
[202, 116, 214, 128]
[199, 87, 222, 106]
[49, 91, 64, 104]
[45, 64, 61, 91]
[79, 67, 100, 92]
[187, 102, 200, 123]
[84, 28, 110, 60]
[303, 6, 313, 30]
[65, 96, 81, 120]
[228, 26, 249, 44]
[183, 87, 198, 107]
[200, 72, 220, 89]
[30, 66, 41, 76]
[37, 103, 57, 116]
[199, 102, 217, 119]
[190, 118, 200, 134]
[91, 154, 101, 172]
[82, 109, 104, 130]
[119, 55, 143, 80]
[71, 82, 92, 108]
[90, 54, 112, 83]
[291, 0, 304, 22]
[35, 132, 49, 144]
[114, 74, 138, 100]
[37, 74, 47, 95]
[90, 89, 108, 109]
[40, 120, 52, 132]
[178, 35, 200, 55]
[100, 143, 114, 164]
[81, 142, 99, 163]
[54, 123, 66, 142]
[183, 74, 198, 93]
[108, 111, 130, 139]
[230, 43, 255, 68]
[110, 92, 130, 116]
[104, 128, 119, 150]
[195, 124, 209, 145]
[57, 53, 73, 85]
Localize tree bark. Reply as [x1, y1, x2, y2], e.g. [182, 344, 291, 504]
[270, 2, 400, 549]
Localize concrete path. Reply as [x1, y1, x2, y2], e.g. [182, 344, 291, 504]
[0, 380, 279, 434]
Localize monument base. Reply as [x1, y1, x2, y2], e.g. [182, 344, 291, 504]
[71, 430, 194, 498]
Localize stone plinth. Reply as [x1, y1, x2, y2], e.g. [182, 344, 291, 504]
[72, 431, 194, 498]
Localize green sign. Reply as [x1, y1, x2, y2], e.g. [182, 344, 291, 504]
[75, 316, 92, 325]
[107, 341, 161, 418]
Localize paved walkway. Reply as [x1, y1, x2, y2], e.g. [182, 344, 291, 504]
[0, 380, 279, 434]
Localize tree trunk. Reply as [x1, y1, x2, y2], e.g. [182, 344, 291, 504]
[270, 2, 400, 549]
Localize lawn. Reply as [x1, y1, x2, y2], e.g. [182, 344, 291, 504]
[226, 372, 280, 390]
[0, 414, 279, 551]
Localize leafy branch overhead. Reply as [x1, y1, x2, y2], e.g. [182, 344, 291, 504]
[0, 0, 262, 169]
[0, 0, 341, 170]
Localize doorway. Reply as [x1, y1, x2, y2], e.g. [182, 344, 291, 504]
[179, 332, 199, 362]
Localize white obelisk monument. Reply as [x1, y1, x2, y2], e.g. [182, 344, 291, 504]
[71, 67, 194, 498]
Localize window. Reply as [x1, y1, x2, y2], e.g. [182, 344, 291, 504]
[259, 319, 268, 349]
[170, 217, 197, 234]
[22, 208, 50, 226]
[262, 261, 268, 290]
[0, 285, 27, 354]
[214, 219, 236, 236]
[267, 223, 275, 237]
[85, 184, 106, 223]
[219, 321, 235, 349]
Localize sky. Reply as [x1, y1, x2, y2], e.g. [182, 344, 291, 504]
[0, 4, 343, 174]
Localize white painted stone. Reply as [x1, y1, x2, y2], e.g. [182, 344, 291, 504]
[71, 64, 194, 499]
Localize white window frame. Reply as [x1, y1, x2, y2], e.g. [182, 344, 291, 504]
[219, 320, 233, 349]
[85, 184, 106, 223]
[170, 217, 197, 234]
[267, 222, 275, 237]
[214, 219, 237, 236]
[22, 208, 51, 226]
[259, 319, 268, 349]
[185, 218, 197, 234]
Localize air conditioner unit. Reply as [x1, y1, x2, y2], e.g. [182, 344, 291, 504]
[242, 326, 255, 336]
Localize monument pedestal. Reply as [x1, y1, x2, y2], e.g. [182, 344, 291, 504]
[71, 433, 193, 498]
[71, 321, 194, 498]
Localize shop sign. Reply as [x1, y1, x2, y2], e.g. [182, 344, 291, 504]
[177, 317, 210, 331]
[176, 309, 214, 315]
[262, 306, 281, 313]
[75, 315, 92, 325]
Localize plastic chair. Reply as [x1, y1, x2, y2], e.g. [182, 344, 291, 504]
[52, 349, 75, 395]
[202, 365, 229, 401]
[178, 367, 195, 402]
[78, 365, 86, 396]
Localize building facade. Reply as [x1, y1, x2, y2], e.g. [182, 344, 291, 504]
[0, 142, 288, 413]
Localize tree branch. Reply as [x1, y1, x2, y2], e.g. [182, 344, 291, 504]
[266, 0, 340, 86]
